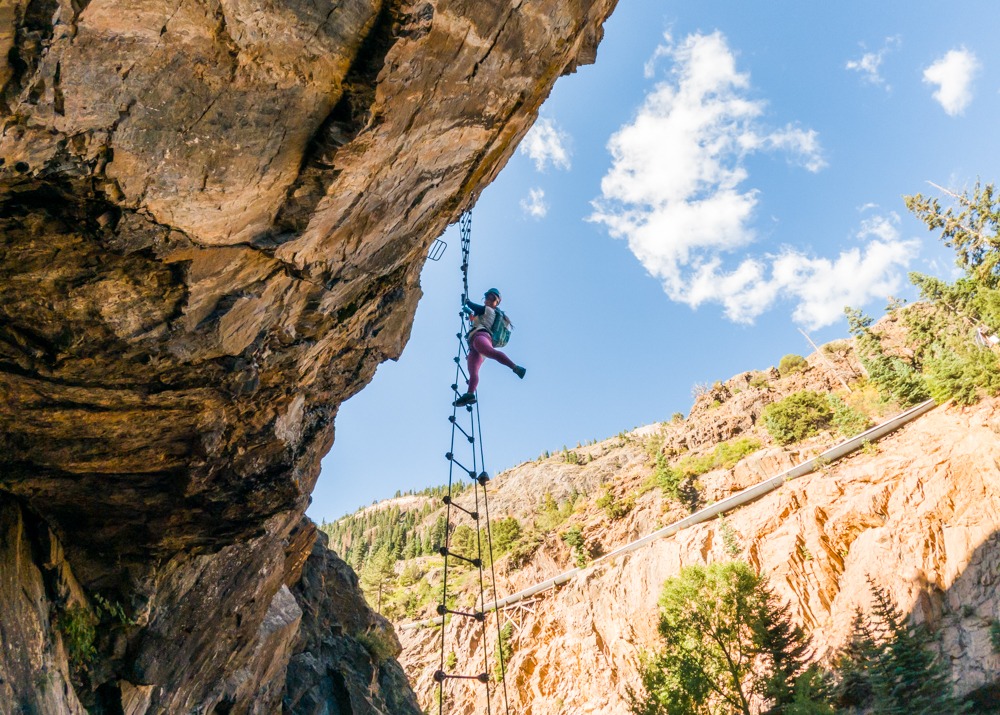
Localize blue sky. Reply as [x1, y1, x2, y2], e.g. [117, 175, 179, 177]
[310, 1, 1000, 521]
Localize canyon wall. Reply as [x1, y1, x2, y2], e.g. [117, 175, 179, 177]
[397, 370, 1000, 713]
[0, 0, 618, 711]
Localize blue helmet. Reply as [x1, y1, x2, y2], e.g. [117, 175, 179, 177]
[484, 288, 502, 302]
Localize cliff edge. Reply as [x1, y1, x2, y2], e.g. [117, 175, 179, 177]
[0, 0, 618, 711]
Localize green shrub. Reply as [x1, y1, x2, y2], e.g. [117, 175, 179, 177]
[58, 605, 96, 669]
[561, 525, 590, 567]
[924, 344, 1000, 405]
[827, 395, 872, 438]
[990, 620, 1000, 654]
[845, 307, 930, 407]
[671, 412, 685, 422]
[762, 391, 833, 445]
[676, 451, 717, 478]
[749, 372, 771, 389]
[652, 452, 683, 499]
[356, 627, 397, 665]
[596, 484, 633, 520]
[490, 517, 522, 555]
[717, 515, 741, 557]
[714, 437, 761, 468]
[535, 491, 576, 532]
[507, 532, 543, 568]
[779, 354, 809, 376]
[677, 437, 761, 478]
[493, 622, 514, 682]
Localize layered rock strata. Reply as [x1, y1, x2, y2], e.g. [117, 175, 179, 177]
[0, 0, 618, 710]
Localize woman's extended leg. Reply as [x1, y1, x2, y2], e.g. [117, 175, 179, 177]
[470, 332, 517, 372]
[466, 340, 487, 394]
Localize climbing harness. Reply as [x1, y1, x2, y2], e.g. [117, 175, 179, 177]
[434, 212, 511, 715]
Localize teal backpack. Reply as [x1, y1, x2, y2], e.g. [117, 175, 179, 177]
[490, 308, 512, 348]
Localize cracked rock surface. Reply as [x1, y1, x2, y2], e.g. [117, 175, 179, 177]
[0, 0, 618, 711]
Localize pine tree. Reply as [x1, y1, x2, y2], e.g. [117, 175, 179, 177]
[831, 609, 878, 711]
[756, 591, 813, 713]
[865, 580, 967, 715]
[358, 544, 396, 615]
[832, 580, 968, 715]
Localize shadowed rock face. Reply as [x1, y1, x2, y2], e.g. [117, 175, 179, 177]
[0, 0, 618, 710]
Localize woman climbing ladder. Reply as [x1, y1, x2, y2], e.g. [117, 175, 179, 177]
[453, 287, 526, 407]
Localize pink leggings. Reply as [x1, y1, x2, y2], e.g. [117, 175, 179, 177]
[466, 332, 516, 393]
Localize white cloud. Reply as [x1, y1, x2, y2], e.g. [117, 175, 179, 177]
[845, 36, 899, 89]
[677, 215, 919, 328]
[590, 31, 915, 328]
[644, 31, 674, 78]
[519, 118, 571, 171]
[520, 188, 548, 218]
[923, 48, 979, 116]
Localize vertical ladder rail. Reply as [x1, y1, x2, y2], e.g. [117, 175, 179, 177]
[436, 212, 509, 715]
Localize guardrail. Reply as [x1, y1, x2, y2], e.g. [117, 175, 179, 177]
[399, 399, 937, 631]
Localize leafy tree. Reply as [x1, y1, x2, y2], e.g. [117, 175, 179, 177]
[632, 562, 818, 715]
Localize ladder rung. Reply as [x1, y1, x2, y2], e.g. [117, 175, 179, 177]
[447, 416, 475, 443]
[434, 670, 489, 684]
[442, 495, 478, 520]
[445, 453, 476, 478]
[437, 604, 485, 621]
[438, 547, 481, 568]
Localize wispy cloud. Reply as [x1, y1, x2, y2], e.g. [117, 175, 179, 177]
[923, 48, 979, 116]
[845, 36, 900, 89]
[519, 118, 571, 171]
[590, 31, 915, 328]
[520, 188, 548, 218]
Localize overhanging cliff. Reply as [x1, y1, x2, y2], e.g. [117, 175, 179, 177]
[0, 0, 618, 711]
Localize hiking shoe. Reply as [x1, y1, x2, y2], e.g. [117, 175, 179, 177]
[453, 393, 477, 407]
[513, 366, 526, 379]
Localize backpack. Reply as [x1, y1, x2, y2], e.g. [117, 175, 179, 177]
[490, 308, 512, 348]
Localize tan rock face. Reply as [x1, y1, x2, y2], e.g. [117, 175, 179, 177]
[0, 0, 619, 710]
[398, 397, 1000, 713]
